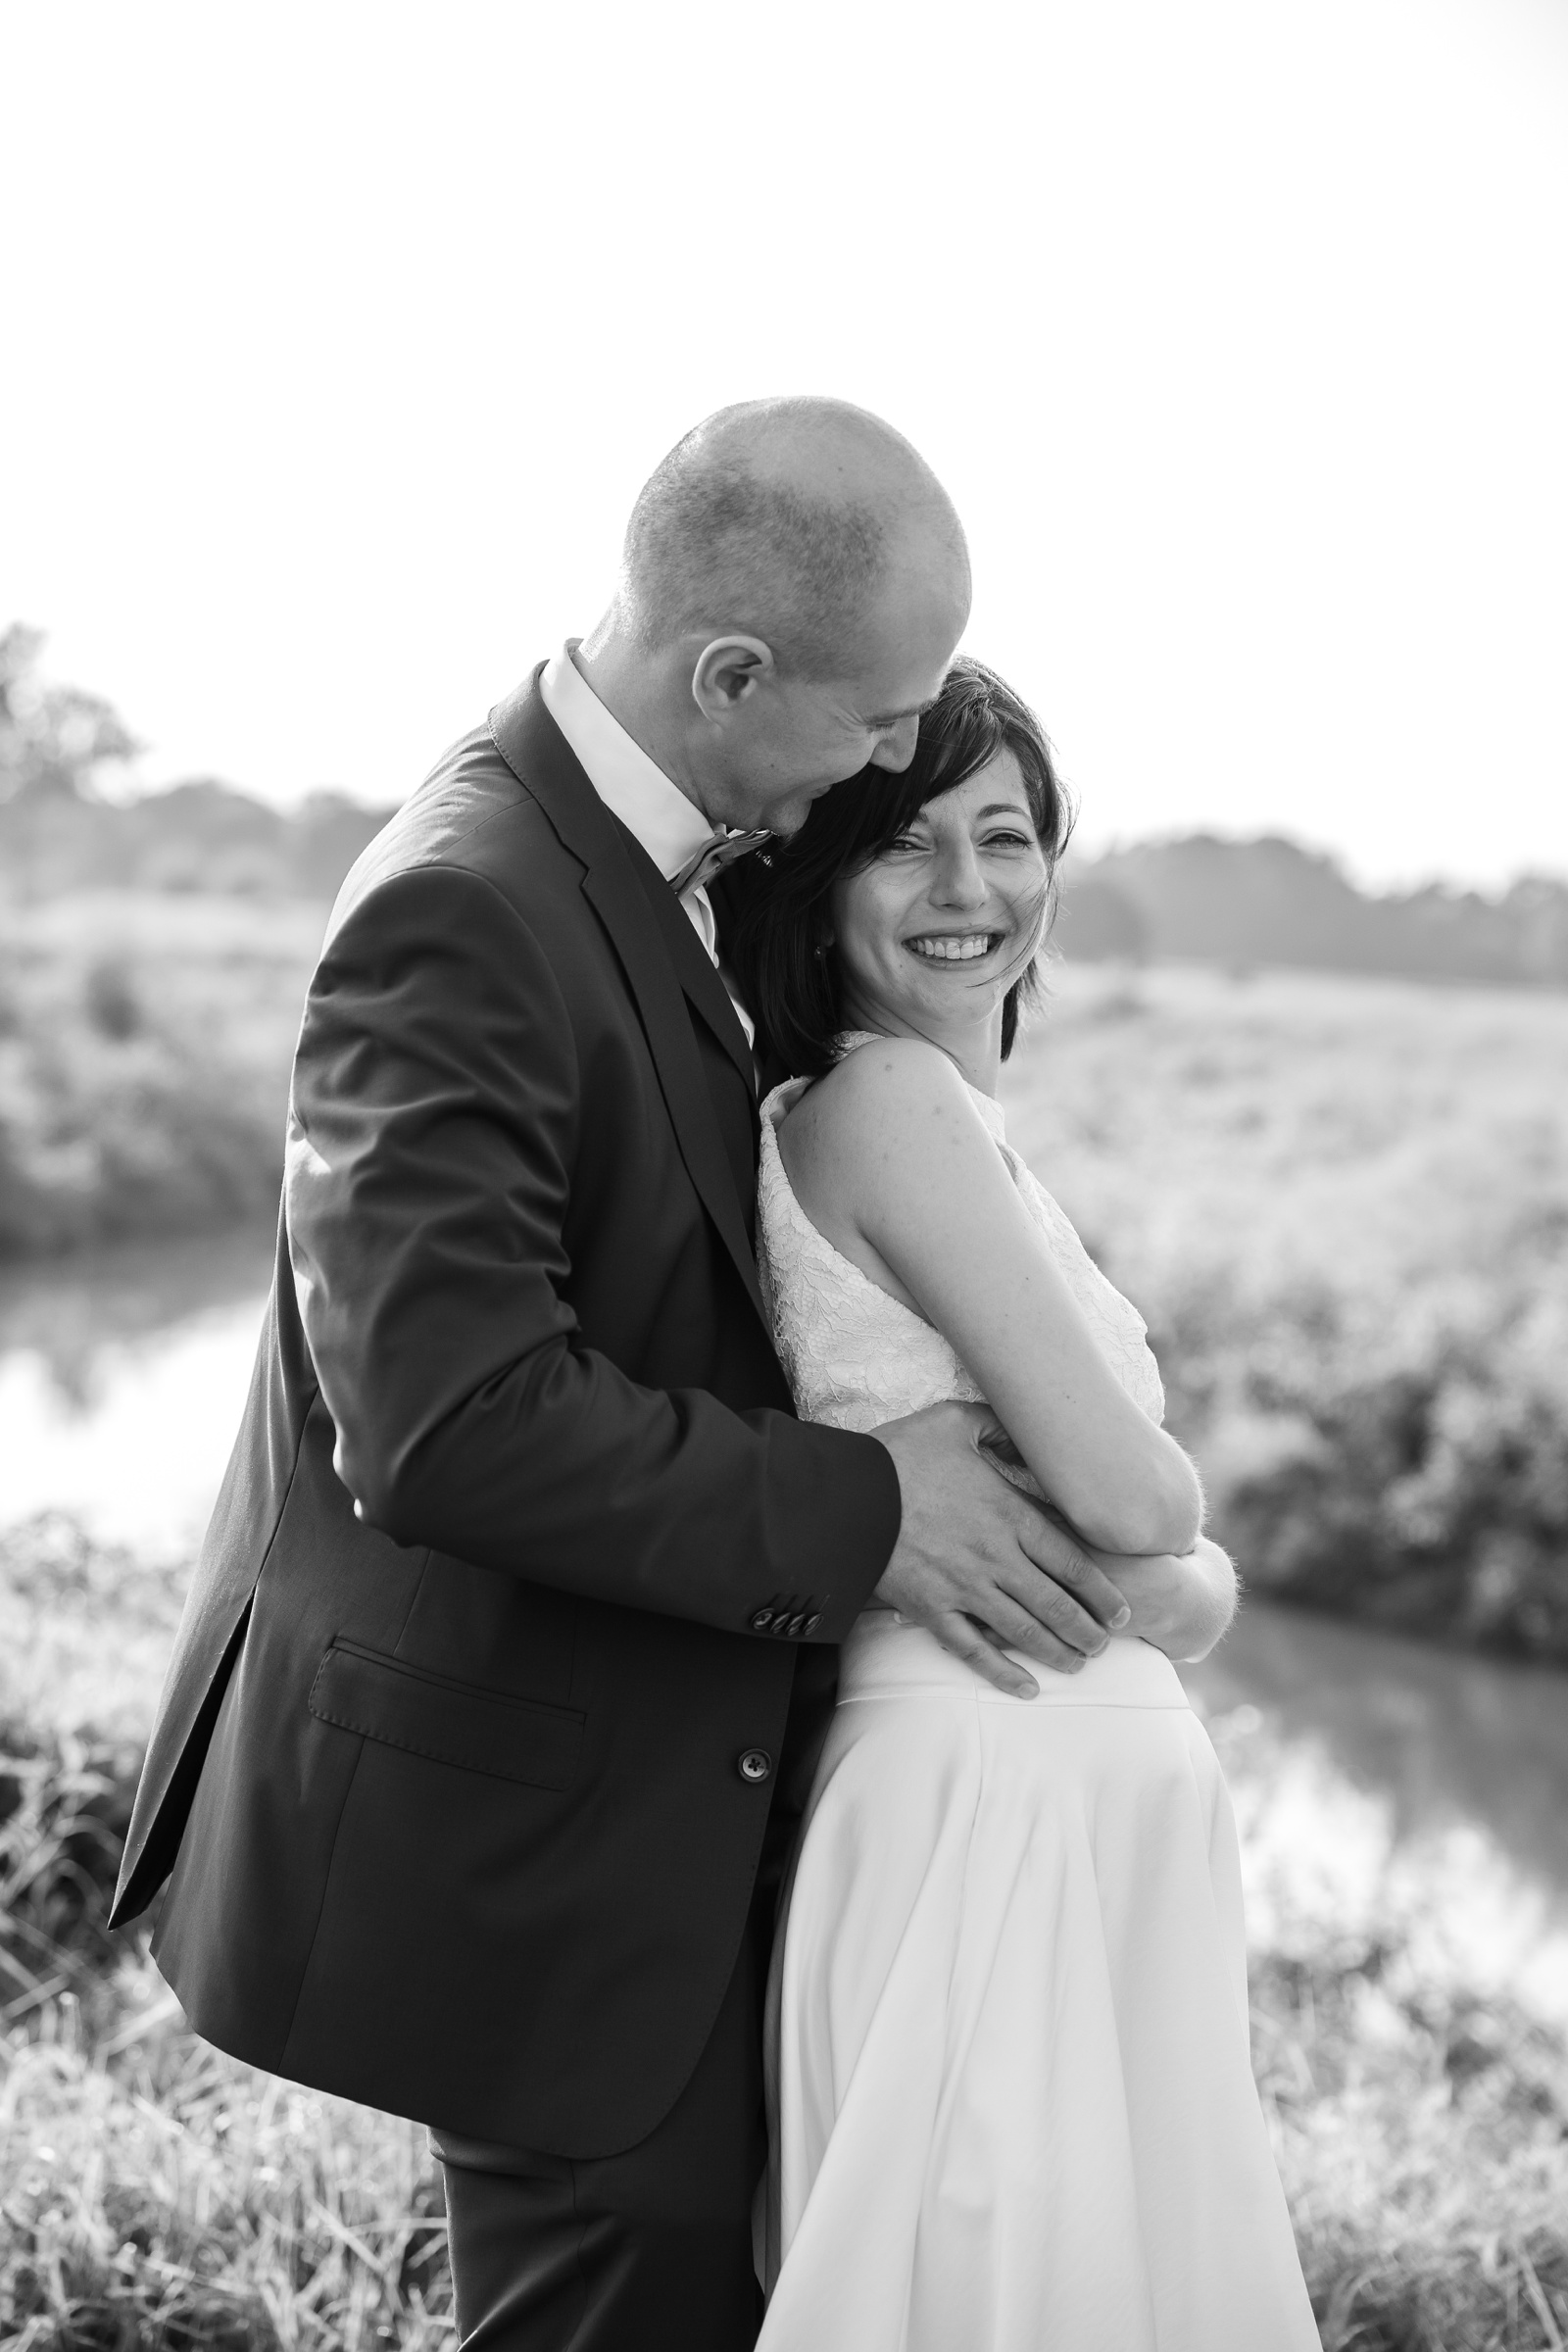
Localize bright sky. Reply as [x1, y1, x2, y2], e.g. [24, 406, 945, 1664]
[5, 0, 1566, 890]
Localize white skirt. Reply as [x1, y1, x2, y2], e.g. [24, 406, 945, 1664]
[758, 1616, 1318, 2352]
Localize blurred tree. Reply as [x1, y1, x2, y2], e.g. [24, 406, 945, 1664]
[1077, 833, 1568, 989]
[1211, 1271, 1568, 1660]
[1054, 872, 1150, 962]
[0, 624, 140, 804]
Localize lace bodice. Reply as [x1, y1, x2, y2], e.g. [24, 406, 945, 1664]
[757, 1034, 1164, 1443]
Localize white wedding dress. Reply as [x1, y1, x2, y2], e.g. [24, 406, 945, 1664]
[753, 1037, 1318, 2352]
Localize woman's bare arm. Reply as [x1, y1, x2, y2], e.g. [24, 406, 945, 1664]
[781, 1038, 1204, 1560]
[991, 1476, 1239, 1662]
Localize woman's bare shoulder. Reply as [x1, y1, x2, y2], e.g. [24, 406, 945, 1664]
[779, 1037, 992, 1194]
[783, 1034, 968, 1129]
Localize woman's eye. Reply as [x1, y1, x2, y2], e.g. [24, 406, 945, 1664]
[982, 829, 1034, 850]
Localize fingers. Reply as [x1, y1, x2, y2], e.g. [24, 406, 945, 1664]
[927, 1611, 1039, 1700]
[1012, 1521, 1130, 1641]
[1076, 1562, 1133, 1630]
[997, 1558, 1111, 1658]
[966, 1592, 1090, 1677]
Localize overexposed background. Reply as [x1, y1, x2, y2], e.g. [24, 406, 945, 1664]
[5, 0, 1566, 885]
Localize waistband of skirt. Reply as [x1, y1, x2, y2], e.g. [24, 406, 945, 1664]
[837, 1614, 1193, 1708]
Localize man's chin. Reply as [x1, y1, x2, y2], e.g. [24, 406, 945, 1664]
[756, 802, 810, 842]
[765, 779, 845, 839]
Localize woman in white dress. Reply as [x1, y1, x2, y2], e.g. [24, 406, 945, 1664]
[729, 659, 1318, 2351]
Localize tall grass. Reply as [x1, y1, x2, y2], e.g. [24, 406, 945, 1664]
[0, 1515, 451, 2350]
[1260, 1931, 1568, 2349]
[4, 1518, 1568, 2348]
[0, 1518, 189, 1746]
[2, 1965, 451, 2352]
[6, 1802, 1566, 2350]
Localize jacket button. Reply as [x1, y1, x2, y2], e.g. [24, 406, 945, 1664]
[802, 1613, 821, 1636]
[783, 1614, 806, 1639]
[749, 1608, 775, 1632]
[738, 1748, 772, 1785]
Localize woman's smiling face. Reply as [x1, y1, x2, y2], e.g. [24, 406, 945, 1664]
[830, 749, 1050, 1049]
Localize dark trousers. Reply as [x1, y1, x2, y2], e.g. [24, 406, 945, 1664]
[432, 1659, 834, 2351]
[433, 1912, 764, 2350]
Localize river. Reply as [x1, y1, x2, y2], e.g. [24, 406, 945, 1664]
[4, 1229, 1566, 2016]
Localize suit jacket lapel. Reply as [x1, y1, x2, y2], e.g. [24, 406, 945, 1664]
[631, 858, 757, 1097]
[489, 674, 768, 1332]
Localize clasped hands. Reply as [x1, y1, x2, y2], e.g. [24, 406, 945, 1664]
[871, 1400, 1236, 1697]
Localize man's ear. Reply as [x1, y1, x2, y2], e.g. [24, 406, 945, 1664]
[691, 635, 775, 722]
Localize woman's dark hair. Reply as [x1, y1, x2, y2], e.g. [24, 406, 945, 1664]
[729, 656, 1074, 1079]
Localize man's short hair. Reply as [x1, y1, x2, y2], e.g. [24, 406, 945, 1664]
[618, 439, 888, 681]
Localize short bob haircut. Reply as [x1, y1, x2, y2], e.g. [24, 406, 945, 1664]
[728, 656, 1074, 1080]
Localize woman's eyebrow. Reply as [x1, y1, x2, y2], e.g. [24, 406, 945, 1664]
[975, 801, 1033, 821]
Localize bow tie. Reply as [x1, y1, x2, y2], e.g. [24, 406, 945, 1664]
[669, 828, 771, 898]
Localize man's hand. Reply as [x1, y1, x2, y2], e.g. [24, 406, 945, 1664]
[870, 1401, 1131, 1698]
[1078, 1534, 1239, 1662]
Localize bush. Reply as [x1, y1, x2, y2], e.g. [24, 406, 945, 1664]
[1216, 1274, 1568, 1655]
[0, 895, 320, 1259]
[1004, 963, 1568, 1662]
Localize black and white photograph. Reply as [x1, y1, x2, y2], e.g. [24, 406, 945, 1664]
[3, 3, 1567, 2346]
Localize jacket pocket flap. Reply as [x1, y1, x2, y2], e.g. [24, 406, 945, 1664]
[309, 1639, 584, 1791]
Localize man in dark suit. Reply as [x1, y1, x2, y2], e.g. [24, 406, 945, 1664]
[113, 399, 1133, 2349]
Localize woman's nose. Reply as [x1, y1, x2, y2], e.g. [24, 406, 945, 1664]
[930, 837, 988, 907]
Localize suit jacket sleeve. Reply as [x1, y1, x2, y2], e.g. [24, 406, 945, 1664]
[285, 860, 900, 1640]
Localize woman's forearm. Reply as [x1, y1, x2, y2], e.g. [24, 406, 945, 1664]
[1082, 1535, 1239, 1662]
[1056, 1438, 1204, 1562]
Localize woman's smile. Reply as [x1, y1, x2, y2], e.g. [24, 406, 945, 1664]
[904, 929, 1008, 963]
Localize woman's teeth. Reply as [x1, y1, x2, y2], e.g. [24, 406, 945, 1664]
[906, 933, 999, 962]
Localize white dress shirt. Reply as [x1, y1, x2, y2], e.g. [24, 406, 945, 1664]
[539, 643, 756, 1047]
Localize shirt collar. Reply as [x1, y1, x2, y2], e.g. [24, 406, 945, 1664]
[540, 642, 713, 885]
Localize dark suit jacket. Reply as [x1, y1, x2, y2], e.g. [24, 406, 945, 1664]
[111, 671, 901, 2156]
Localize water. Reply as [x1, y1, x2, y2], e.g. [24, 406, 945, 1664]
[4, 1232, 1567, 2012]
[1182, 1607, 1568, 2019]
[0, 1230, 276, 1554]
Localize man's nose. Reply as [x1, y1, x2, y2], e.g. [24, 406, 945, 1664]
[868, 713, 919, 772]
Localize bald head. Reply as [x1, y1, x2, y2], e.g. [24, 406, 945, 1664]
[617, 396, 969, 680]
[576, 398, 970, 835]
